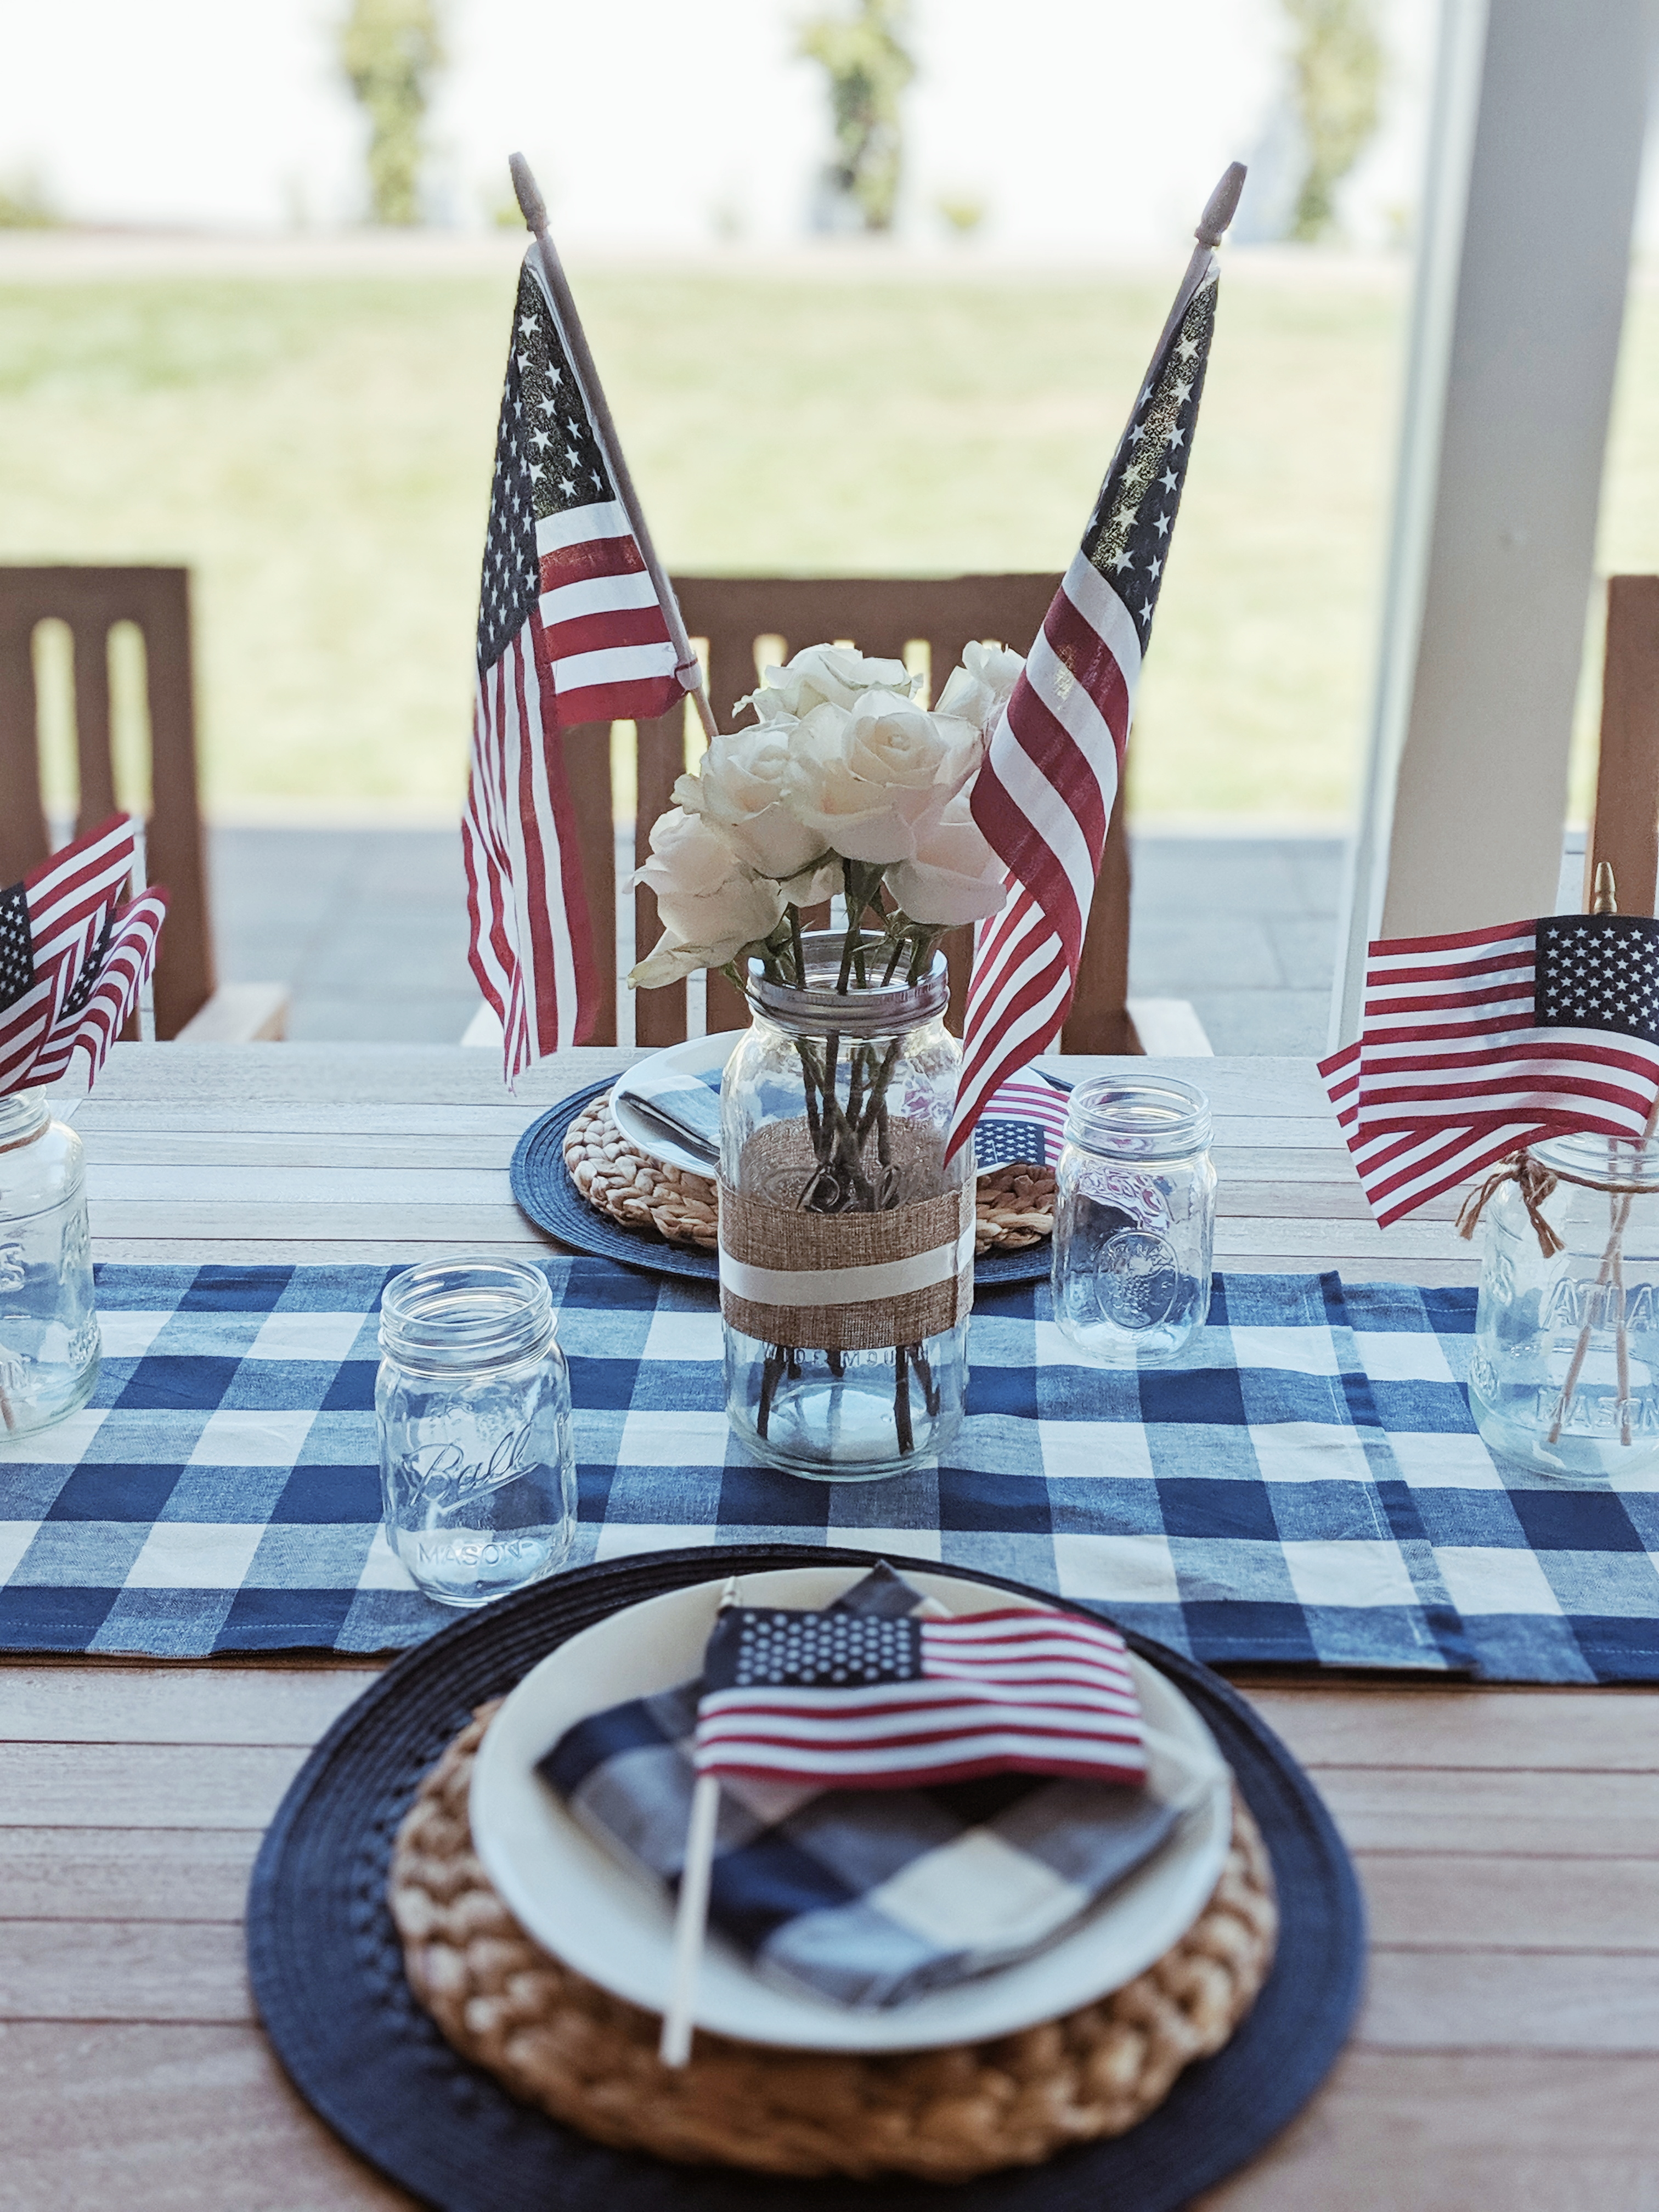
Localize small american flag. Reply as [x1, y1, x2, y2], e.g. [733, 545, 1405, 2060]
[973, 1071, 1073, 1168]
[463, 249, 688, 1081]
[948, 270, 1220, 1156]
[1322, 913, 1659, 1225]
[0, 817, 165, 1096]
[693, 1602, 1147, 1791]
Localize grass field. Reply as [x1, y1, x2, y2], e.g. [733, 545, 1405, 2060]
[2, 245, 1655, 822]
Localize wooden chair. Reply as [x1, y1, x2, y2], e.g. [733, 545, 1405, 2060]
[552, 574, 1209, 1055]
[0, 566, 286, 1042]
[1583, 575, 1659, 915]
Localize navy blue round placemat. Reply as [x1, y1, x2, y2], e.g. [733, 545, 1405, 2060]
[510, 1080, 1052, 1288]
[247, 1544, 1365, 2212]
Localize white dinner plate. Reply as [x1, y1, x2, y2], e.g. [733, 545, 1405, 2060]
[609, 1035, 735, 1177]
[469, 1565, 1232, 2053]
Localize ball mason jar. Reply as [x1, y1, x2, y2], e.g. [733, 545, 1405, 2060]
[720, 934, 971, 1482]
[376, 1259, 577, 1606]
[1052, 1075, 1216, 1364]
[0, 1089, 99, 1438]
[1469, 1133, 1659, 1481]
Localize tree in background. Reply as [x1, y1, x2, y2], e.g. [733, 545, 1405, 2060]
[338, 0, 444, 227]
[1284, 0, 1382, 242]
[798, 0, 916, 234]
[0, 171, 60, 229]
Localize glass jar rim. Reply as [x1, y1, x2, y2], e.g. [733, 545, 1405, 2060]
[1063, 1074, 1212, 1158]
[380, 1259, 556, 1374]
[1531, 1128, 1659, 1188]
[747, 929, 949, 1036]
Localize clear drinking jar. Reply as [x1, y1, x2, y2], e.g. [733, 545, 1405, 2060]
[0, 1090, 99, 1438]
[720, 934, 971, 1481]
[376, 1259, 577, 1606]
[1470, 1133, 1659, 1481]
[1052, 1075, 1216, 1364]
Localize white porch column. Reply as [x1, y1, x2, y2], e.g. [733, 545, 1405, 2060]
[1332, 0, 1655, 1045]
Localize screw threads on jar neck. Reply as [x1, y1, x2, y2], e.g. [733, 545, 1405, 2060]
[0, 1092, 50, 1154]
[1063, 1075, 1212, 1161]
[379, 1260, 555, 1375]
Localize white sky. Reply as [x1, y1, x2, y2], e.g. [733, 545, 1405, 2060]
[0, 0, 1445, 252]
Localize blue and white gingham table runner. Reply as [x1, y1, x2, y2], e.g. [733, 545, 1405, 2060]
[0, 1259, 1653, 1682]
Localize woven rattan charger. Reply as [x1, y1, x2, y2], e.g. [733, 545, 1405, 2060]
[564, 1096, 1056, 1260]
[390, 1706, 1278, 2184]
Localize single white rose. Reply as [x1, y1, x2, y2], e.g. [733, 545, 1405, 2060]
[673, 725, 824, 878]
[934, 641, 1026, 736]
[627, 808, 783, 986]
[781, 692, 985, 864]
[737, 641, 920, 724]
[883, 791, 1009, 926]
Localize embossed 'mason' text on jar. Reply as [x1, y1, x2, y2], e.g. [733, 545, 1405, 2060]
[1052, 1076, 1216, 1365]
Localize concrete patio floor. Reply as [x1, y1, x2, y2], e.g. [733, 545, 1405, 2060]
[206, 825, 1355, 1054]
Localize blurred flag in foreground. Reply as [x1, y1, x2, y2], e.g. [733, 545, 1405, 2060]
[1322, 912, 1659, 1225]
[463, 247, 687, 1080]
[948, 237, 1224, 1155]
[0, 816, 166, 1095]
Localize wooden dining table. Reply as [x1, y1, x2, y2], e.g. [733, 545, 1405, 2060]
[4, 1041, 1656, 2211]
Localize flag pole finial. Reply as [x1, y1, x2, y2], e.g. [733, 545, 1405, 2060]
[1196, 162, 1247, 248]
[1592, 861, 1618, 915]
[508, 151, 548, 235]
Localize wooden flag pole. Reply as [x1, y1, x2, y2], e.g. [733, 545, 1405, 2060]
[508, 153, 719, 748]
[659, 1768, 721, 2067]
[658, 1572, 742, 2068]
[1155, 161, 1247, 357]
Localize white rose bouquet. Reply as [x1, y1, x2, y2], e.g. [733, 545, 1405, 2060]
[629, 639, 1019, 999]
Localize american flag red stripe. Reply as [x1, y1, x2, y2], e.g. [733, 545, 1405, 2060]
[29, 891, 166, 1090]
[693, 1604, 1147, 1792]
[1323, 913, 1659, 1225]
[947, 264, 1221, 1157]
[463, 252, 686, 1080]
[1, 816, 160, 1097]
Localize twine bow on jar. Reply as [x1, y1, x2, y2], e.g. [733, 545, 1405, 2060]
[1455, 1151, 1563, 1257]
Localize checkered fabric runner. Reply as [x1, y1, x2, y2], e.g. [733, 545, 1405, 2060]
[0, 1260, 1649, 1680]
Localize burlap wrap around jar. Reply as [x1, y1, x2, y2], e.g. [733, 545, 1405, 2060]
[719, 936, 972, 1482]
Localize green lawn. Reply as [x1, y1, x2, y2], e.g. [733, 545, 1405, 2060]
[2, 251, 1653, 822]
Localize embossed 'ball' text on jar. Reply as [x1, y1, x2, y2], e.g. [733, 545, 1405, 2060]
[1052, 1076, 1216, 1365]
[1469, 1133, 1659, 1482]
[0, 1089, 100, 1437]
[376, 1259, 577, 1606]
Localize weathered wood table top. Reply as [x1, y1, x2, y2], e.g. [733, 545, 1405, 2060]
[3, 1043, 1656, 2211]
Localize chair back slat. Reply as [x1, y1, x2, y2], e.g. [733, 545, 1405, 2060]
[1586, 575, 1659, 916]
[0, 565, 213, 1037]
[0, 616, 45, 887]
[633, 702, 692, 1047]
[563, 721, 617, 1047]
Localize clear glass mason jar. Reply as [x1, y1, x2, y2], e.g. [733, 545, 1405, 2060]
[721, 933, 970, 1482]
[1052, 1075, 1216, 1364]
[0, 1090, 99, 1438]
[1470, 1133, 1659, 1481]
[376, 1259, 577, 1606]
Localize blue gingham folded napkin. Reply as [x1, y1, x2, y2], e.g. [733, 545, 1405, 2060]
[538, 1564, 1192, 2008]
